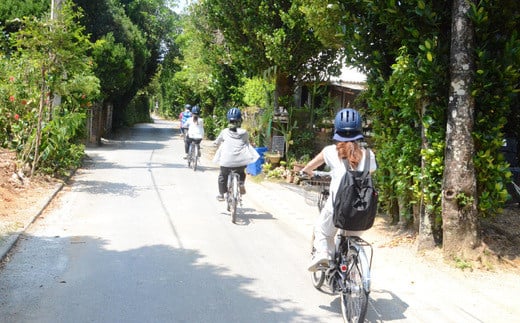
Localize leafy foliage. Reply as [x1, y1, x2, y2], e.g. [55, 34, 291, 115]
[301, 0, 519, 231]
[471, 0, 520, 214]
[75, 0, 176, 126]
[0, 1, 99, 175]
[202, 0, 339, 97]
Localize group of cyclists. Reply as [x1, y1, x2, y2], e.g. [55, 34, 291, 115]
[179, 104, 258, 202]
[178, 103, 377, 272]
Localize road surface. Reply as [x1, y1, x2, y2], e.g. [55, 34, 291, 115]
[0, 118, 518, 323]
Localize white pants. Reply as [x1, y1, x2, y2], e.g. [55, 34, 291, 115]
[313, 198, 365, 258]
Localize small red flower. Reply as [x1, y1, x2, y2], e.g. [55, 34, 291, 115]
[9, 76, 14, 82]
[9, 95, 15, 102]
[14, 114, 19, 120]
[21, 99, 27, 105]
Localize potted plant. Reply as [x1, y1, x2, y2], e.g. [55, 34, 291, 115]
[264, 151, 282, 165]
[292, 154, 310, 172]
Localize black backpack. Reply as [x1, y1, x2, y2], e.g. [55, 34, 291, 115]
[332, 149, 378, 231]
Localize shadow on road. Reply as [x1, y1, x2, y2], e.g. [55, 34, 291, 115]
[218, 207, 274, 226]
[0, 234, 325, 323]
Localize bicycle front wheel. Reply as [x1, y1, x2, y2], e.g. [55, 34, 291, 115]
[310, 236, 325, 290]
[340, 249, 368, 323]
[311, 269, 325, 290]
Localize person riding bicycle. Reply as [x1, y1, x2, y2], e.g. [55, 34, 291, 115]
[179, 104, 192, 136]
[182, 105, 204, 159]
[301, 108, 377, 272]
[213, 107, 259, 201]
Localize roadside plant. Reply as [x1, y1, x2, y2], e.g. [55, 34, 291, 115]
[1, 1, 100, 176]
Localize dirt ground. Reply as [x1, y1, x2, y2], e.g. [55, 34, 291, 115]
[0, 149, 62, 239]
[0, 147, 519, 273]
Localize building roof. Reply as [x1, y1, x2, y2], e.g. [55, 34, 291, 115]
[329, 66, 367, 90]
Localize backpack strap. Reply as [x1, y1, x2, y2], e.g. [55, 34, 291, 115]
[342, 148, 371, 179]
[362, 148, 371, 179]
[342, 158, 352, 171]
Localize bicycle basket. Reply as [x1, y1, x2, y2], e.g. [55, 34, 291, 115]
[301, 178, 331, 207]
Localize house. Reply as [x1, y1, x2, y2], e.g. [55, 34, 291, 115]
[328, 66, 367, 108]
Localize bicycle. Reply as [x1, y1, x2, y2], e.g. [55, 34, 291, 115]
[226, 169, 242, 223]
[301, 171, 373, 323]
[187, 140, 201, 171]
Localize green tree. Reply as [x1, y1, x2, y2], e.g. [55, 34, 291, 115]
[1, 1, 99, 175]
[74, 0, 177, 126]
[201, 0, 339, 106]
[0, 0, 50, 51]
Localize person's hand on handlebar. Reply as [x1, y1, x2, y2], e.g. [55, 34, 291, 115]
[298, 170, 308, 178]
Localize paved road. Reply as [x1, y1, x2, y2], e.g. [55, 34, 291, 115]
[0, 118, 518, 323]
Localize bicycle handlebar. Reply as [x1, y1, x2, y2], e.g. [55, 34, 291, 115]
[313, 170, 331, 177]
[299, 170, 331, 179]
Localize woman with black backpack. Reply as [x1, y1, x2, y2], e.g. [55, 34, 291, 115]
[301, 108, 377, 272]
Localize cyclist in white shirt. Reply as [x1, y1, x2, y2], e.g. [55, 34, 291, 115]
[182, 105, 204, 159]
[301, 108, 377, 272]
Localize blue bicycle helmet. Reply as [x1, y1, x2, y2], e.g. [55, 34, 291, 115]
[184, 104, 192, 111]
[333, 108, 363, 142]
[191, 105, 201, 115]
[226, 107, 242, 121]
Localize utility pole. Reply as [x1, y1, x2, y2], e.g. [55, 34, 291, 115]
[51, 0, 63, 20]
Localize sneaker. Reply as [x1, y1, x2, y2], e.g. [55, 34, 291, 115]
[239, 184, 246, 195]
[307, 253, 329, 272]
[216, 194, 225, 201]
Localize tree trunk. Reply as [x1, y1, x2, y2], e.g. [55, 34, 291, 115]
[417, 100, 436, 250]
[441, 0, 480, 259]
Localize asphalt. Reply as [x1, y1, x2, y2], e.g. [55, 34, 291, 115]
[0, 150, 319, 263]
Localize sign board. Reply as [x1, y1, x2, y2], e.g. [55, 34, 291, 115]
[271, 135, 285, 155]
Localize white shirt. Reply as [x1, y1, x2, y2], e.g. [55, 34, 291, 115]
[184, 117, 204, 139]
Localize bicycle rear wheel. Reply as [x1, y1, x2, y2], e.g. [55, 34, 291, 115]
[187, 145, 192, 168]
[228, 174, 240, 223]
[340, 248, 368, 323]
[192, 144, 198, 171]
